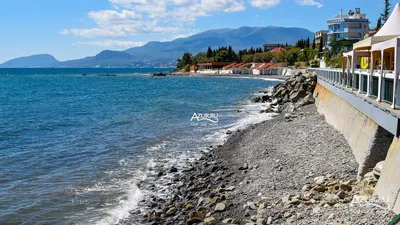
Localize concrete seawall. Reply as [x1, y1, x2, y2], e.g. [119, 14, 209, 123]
[313, 82, 393, 177]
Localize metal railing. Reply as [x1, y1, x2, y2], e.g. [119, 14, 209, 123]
[308, 68, 400, 109]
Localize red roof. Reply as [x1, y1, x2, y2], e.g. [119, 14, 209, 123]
[238, 63, 251, 69]
[231, 63, 246, 69]
[223, 63, 238, 70]
[270, 47, 285, 53]
[250, 63, 262, 69]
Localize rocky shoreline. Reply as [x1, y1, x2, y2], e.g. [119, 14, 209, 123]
[119, 72, 395, 225]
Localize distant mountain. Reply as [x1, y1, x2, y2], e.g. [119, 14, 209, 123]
[0, 26, 314, 68]
[1, 54, 59, 68]
[124, 26, 314, 61]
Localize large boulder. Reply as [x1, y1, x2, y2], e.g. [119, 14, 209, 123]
[296, 94, 315, 107]
[290, 90, 307, 103]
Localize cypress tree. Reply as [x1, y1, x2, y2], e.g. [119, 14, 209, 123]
[312, 38, 316, 49]
[207, 47, 213, 58]
[376, 17, 383, 31]
[318, 42, 323, 53]
[381, 0, 391, 24]
[306, 37, 310, 49]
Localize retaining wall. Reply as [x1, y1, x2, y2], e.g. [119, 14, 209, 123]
[313, 82, 393, 177]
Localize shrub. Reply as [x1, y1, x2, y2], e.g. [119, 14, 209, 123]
[295, 62, 302, 68]
[184, 64, 191, 72]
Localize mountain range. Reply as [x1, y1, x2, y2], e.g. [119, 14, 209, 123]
[0, 26, 314, 68]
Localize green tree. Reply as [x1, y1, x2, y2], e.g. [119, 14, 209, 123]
[376, 17, 383, 31]
[182, 52, 193, 66]
[207, 47, 213, 58]
[215, 50, 230, 62]
[312, 38, 316, 49]
[176, 58, 183, 69]
[184, 64, 191, 72]
[318, 42, 323, 53]
[381, 0, 391, 24]
[192, 52, 210, 64]
[285, 48, 301, 66]
[242, 54, 254, 63]
[306, 37, 310, 49]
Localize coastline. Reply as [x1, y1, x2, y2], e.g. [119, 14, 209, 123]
[119, 72, 395, 225]
[167, 72, 288, 82]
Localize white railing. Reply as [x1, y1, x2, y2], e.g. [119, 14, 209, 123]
[308, 68, 400, 109]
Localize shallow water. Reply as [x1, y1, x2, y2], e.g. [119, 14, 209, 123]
[0, 68, 280, 224]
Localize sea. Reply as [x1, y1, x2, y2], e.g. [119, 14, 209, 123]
[0, 68, 280, 225]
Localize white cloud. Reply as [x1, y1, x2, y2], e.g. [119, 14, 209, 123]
[58, 29, 70, 35]
[251, 0, 281, 9]
[295, 0, 323, 8]
[61, 0, 246, 38]
[77, 40, 146, 48]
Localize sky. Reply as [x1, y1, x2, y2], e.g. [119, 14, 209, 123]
[0, 0, 394, 63]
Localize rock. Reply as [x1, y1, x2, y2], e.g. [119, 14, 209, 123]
[326, 173, 335, 179]
[157, 171, 164, 177]
[204, 217, 215, 223]
[169, 166, 178, 173]
[296, 75, 305, 83]
[312, 207, 321, 214]
[198, 197, 212, 206]
[131, 209, 141, 214]
[222, 218, 237, 224]
[373, 161, 384, 177]
[215, 202, 226, 212]
[282, 195, 291, 203]
[246, 202, 257, 210]
[284, 212, 292, 218]
[290, 90, 307, 103]
[337, 191, 347, 199]
[166, 207, 177, 217]
[364, 172, 378, 183]
[314, 176, 325, 185]
[285, 103, 295, 113]
[302, 185, 311, 192]
[239, 162, 249, 170]
[287, 215, 297, 223]
[284, 113, 292, 119]
[187, 217, 203, 225]
[262, 95, 270, 102]
[189, 211, 205, 219]
[267, 217, 273, 224]
[226, 186, 235, 191]
[185, 204, 194, 211]
[252, 96, 262, 103]
[297, 94, 315, 107]
[339, 183, 351, 192]
[226, 130, 233, 135]
[325, 194, 339, 206]
[313, 185, 327, 192]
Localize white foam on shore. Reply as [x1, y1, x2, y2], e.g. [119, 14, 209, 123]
[94, 181, 144, 225]
[98, 84, 278, 224]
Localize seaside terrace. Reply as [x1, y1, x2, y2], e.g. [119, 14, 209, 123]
[309, 3, 400, 112]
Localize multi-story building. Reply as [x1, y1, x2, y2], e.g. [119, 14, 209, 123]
[315, 30, 328, 47]
[326, 8, 370, 48]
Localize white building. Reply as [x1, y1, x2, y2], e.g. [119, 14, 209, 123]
[327, 8, 370, 48]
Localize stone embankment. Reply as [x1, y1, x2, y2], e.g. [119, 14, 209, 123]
[120, 72, 395, 225]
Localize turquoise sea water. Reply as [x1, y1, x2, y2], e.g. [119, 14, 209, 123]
[0, 68, 279, 224]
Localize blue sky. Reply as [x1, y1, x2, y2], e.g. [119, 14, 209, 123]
[0, 0, 393, 63]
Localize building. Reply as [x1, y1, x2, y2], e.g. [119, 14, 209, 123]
[315, 30, 328, 46]
[341, 3, 400, 109]
[263, 44, 281, 51]
[326, 8, 370, 48]
[270, 47, 285, 53]
[191, 62, 231, 73]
